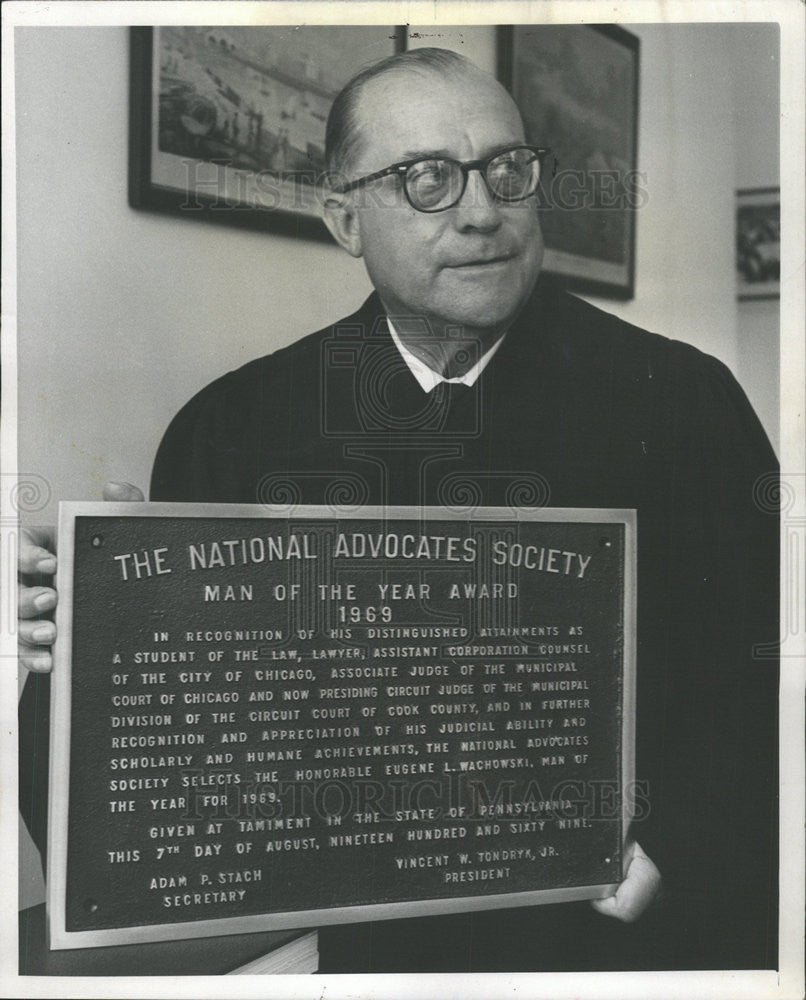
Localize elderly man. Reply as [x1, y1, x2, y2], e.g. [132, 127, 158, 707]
[20, 48, 777, 972]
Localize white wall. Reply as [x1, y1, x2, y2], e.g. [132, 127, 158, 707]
[582, 24, 739, 369]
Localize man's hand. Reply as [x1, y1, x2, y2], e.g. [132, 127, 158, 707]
[590, 840, 662, 923]
[18, 482, 144, 673]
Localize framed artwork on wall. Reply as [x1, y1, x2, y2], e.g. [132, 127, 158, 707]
[129, 26, 406, 239]
[736, 187, 780, 301]
[498, 25, 640, 299]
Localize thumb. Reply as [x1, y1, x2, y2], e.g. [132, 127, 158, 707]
[103, 481, 145, 502]
[590, 841, 661, 923]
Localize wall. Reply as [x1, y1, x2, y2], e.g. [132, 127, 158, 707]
[14, 22, 780, 906]
[582, 24, 739, 365]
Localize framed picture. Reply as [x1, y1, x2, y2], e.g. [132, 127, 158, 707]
[736, 187, 780, 300]
[498, 25, 640, 299]
[129, 26, 406, 239]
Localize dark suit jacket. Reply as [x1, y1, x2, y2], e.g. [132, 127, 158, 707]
[21, 275, 778, 971]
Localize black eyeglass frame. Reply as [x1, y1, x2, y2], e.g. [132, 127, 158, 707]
[334, 144, 552, 213]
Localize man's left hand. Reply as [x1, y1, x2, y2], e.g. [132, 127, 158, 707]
[590, 840, 662, 923]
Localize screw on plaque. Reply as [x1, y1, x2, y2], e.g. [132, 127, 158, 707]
[83, 898, 100, 913]
[91, 535, 104, 547]
[599, 537, 612, 549]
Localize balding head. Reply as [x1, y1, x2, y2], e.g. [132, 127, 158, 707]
[325, 48, 523, 181]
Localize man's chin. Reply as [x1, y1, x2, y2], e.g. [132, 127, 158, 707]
[434, 267, 538, 331]
[434, 295, 529, 333]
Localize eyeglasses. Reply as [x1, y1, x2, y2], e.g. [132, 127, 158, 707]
[335, 144, 551, 213]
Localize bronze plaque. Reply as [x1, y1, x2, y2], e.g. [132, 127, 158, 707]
[49, 503, 635, 948]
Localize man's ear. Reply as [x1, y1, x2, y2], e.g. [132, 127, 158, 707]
[323, 184, 363, 258]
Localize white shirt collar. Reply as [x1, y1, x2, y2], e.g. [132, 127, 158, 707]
[386, 318, 506, 393]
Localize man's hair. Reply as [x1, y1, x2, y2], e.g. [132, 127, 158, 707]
[324, 47, 482, 180]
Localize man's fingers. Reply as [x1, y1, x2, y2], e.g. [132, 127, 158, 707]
[18, 527, 58, 674]
[17, 483, 141, 679]
[19, 546, 57, 576]
[21, 524, 56, 550]
[590, 842, 662, 923]
[18, 584, 57, 673]
[18, 618, 57, 646]
[19, 585, 57, 620]
[19, 639, 53, 673]
[102, 482, 145, 502]
[590, 858, 661, 922]
[19, 527, 57, 575]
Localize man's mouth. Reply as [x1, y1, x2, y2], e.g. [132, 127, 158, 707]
[446, 253, 515, 269]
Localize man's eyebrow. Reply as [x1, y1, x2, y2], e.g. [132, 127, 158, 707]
[398, 142, 526, 163]
[399, 148, 454, 161]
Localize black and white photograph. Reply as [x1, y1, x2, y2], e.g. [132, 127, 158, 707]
[2, 2, 803, 998]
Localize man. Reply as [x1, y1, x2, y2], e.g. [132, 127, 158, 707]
[19, 48, 778, 972]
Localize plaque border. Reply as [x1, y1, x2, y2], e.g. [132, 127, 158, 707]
[48, 502, 636, 950]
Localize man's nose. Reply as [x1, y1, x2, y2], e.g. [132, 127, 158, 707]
[453, 168, 502, 232]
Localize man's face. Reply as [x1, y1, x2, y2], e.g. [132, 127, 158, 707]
[344, 67, 544, 334]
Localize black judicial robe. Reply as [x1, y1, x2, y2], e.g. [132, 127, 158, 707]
[20, 276, 779, 971]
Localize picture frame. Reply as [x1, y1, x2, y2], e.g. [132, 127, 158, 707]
[129, 26, 406, 239]
[736, 187, 780, 301]
[498, 25, 640, 299]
